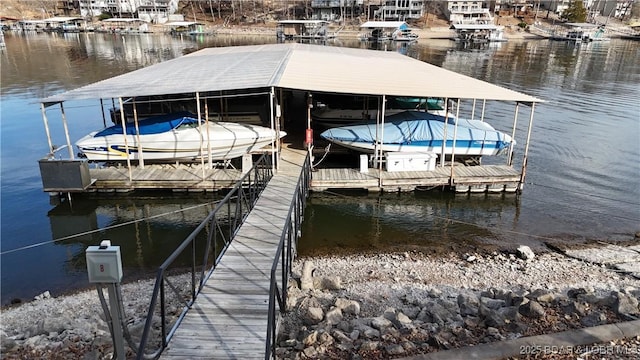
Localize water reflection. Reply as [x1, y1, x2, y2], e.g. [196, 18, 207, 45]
[299, 191, 522, 256]
[1, 193, 220, 304]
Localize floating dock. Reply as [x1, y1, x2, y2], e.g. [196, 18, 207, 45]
[36, 44, 543, 196]
[311, 164, 521, 193]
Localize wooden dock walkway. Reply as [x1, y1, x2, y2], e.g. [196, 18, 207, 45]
[159, 146, 307, 360]
[311, 164, 521, 193]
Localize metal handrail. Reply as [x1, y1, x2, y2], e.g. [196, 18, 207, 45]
[265, 153, 311, 359]
[136, 154, 273, 360]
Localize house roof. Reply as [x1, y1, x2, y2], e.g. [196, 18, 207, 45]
[41, 43, 543, 105]
[278, 20, 328, 24]
[565, 22, 599, 28]
[451, 24, 503, 30]
[161, 21, 201, 27]
[361, 21, 407, 29]
[102, 18, 147, 23]
[44, 17, 83, 23]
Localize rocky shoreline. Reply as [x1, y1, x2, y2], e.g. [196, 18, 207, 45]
[1, 246, 639, 359]
[277, 248, 640, 359]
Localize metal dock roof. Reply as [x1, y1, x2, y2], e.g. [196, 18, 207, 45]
[41, 43, 543, 104]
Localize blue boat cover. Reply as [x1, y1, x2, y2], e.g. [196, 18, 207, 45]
[320, 110, 510, 148]
[95, 112, 199, 137]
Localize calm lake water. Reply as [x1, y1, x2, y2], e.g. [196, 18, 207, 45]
[1, 32, 639, 306]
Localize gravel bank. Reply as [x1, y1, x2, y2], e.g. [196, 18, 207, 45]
[1, 248, 638, 359]
[278, 248, 640, 359]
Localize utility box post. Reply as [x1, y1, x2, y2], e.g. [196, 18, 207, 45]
[86, 240, 126, 359]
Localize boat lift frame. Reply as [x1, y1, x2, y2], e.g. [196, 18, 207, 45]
[362, 94, 537, 193]
[38, 87, 284, 192]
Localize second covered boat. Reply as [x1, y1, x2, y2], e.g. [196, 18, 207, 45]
[320, 110, 514, 157]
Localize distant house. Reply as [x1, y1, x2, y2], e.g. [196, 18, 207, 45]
[78, 0, 178, 24]
[444, 0, 493, 21]
[376, 0, 426, 21]
[307, 0, 427, 22]
[311, 0, 364, 21]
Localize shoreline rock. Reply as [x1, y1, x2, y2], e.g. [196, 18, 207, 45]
[276, 250, 639, 359]
[1, 249, 638, 359]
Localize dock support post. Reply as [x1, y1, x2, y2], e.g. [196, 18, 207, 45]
[440, 97, 449, 167]
[205, 101, 212, 168]
[40, 103, 54, 156]
[471, 98, 476, 120]
[450, 99, 461, 181]
[519, 103, 536, 192]
[508, 103, 519, 166]
[481, 99, 486, 122]
[118, 98, 133, 183]
[270, 87, 277, 171]
[378, 95, 387, 190]
[132, 98, 144, 169]
[196, 92, 206, 180]
[99, 99, 107, 128]
[59, 103, 75, 159]
[306, 92, 314, 165]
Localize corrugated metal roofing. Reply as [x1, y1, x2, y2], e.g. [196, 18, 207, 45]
[451, 24, 502, 30]
[361, 21, 407, 28]
[278, 20, 328, 24]
[41, 43, 542, 104]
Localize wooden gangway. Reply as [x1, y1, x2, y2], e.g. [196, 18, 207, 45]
[159, 146, 307, 359]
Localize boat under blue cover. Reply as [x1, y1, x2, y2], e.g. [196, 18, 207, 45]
[320, 110, 514, 156]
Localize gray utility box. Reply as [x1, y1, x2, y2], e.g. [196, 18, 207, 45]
[38, 159, 93, 192]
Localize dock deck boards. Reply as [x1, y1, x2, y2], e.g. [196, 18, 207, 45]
[88, 163, 243, 191]
[159, 147, 307, 360]
[311, 164, 521, 192]
[73, 152, 520, 194]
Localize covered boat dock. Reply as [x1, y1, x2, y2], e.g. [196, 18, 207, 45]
[36, 43, 544, 358]
[38, 43, 543, 196]
[276, 20, 334, 40]
[359, 20, 411, 41]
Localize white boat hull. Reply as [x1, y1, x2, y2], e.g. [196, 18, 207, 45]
[76, 121, 283, 162]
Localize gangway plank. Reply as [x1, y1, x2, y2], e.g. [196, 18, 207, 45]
[159, 146, 306, 359]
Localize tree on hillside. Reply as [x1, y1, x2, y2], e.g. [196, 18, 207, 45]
[561, 1, 587, 23]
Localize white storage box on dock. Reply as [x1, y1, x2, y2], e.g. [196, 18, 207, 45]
[385, 152, 437, 172]
[359, 154, 368, 173]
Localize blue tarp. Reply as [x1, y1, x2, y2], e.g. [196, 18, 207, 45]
[320, 111, 511, 149]
[95, 111, 198, 137]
